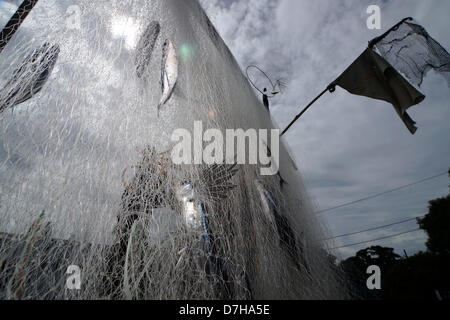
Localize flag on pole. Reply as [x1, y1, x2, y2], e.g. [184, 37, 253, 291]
[371, 18, 450, 88]
[333, 47, 425, 134]
[281, 18, 449, 137]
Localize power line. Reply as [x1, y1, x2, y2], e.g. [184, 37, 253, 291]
[323, 215, 424, 241]
[316, 171, 448, 214]
[331, 228, 422, 250]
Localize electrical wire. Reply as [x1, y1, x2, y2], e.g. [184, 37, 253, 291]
[323, 215, 424, 241]
[316, 172, 448, 214]
[331, 228, 422, 249]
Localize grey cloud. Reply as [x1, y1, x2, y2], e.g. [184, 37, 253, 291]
[201, 0, 450, 259]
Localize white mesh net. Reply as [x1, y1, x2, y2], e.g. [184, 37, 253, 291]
[0, 0, 347, 299]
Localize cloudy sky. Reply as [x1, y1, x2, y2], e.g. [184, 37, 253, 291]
[199, 0, 450, 259]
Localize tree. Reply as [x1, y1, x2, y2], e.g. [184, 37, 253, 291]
[417, 169, 450, 255]
[340, 246, 401, 299]
[383, 251, 450, 300]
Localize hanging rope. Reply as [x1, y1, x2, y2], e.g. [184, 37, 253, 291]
[245, 65, 280, 98]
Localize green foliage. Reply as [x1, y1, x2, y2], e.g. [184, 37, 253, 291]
[417, 193, 450, 255]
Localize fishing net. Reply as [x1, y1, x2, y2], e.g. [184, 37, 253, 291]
[373, 18, 450, 88]
[0, 0, 348, 299]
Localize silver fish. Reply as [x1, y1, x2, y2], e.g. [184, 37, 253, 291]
[254, 179, 278, 233]
[158, 39, 178, 116]
[175, 181, 210, 244]
[174, 164, 238, 244]
[174, 169, 236, 299]
[254, 179, 302, 270]
[0, 42, 60, 113]
[135, 21, 161, 78]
